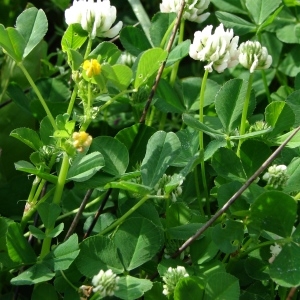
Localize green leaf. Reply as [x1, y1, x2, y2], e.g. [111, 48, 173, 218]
[115, 123, 156, 171]
[240, 140, 272, 177]
[166, 202, 193, 227]
[150, 12, 176, 47]
[166, 39, 191, 67]
[265, 101, 295, 137]
[43, 234, 80, 271]
[215, 11, 256, 35]
[141, 131, 181, 187]
[278, 45, 300, 77]
[67, 151, 105, 182]
[204, 139, 227, 161]
[277, 24, 300, 44]
[284, 157, 300, 192]
[182, 77, 221, 111]
[0, 25, 24, 61]
[89, 137, 128, 176]
[89, 41, 121, 64]
[10, 127, 43, 150]
[190, 228, 219, 264]
[115, 276, 153, 300]
[212, 220, 244, 254]
[104, 181, 152, 195]
[215, 79, 256, 134]
[47, 223, 64, 238]
[174, 277, 204, 300]
[182, 114, 224, 139]
[11, 264, 54, 285]
[113, 217, 164, 271]
[286, 90, 300, 127]
[16, 7, 48, 58]
[120, 26, 152, 56]
[32, 283, 58, 300]
[245, 0, 281, 25]
[257, 6, 283, 34]
[7, 82, 31, 113]
[40, 116, 55, 145]
[271, 128, 300, 148]
[38, 202, 61, 229]
[111, 64, 133, 90]
[75, 235, 124, 277]
[6, 222, 37, 264]
[134, 48, 168, 89]
[204, 272, 239, 300]
[154, 78, 185, 113]
[14, 160, 58, 183]
[269, 242, 300, 287]
[167, 223, 204, 240]
[210, 0, 246, 14]
[61, 23, 88, 51]
[212, 148, 247, 181]
[28, 225, 46, 239]
[247, 191, 297, 237]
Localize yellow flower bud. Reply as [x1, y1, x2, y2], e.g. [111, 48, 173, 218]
[82, 59, 101, 77]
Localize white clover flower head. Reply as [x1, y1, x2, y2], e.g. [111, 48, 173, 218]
[262, 164, 288, 189]
[160, 0, 210, 23]
[238, 41, 272, 73]
[65, 0, 123, 39]
[92, 269, 120, 297]
[189, 23, 239, 73]
[162, 266, 189, 295]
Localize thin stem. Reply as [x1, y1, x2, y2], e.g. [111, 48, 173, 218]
[99, 195, 165, 236]
[40, 153, 70, 258]
[18, 62, 57, 129]
[169, 19, 185, 87]
[194, 167, 204, 215]
[198, 69, 210, 214]
[66, 84, 78, 117]
[60, 270, 78, 291]
[84, 37, 93, 59]
[237, 73, 254, 157]
[146, 105, 156, 126]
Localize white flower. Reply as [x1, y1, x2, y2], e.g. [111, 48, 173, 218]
[160, 0, 210, 23]
[239, 41, 272, 73]
[262, 164, 288, 189]
[92, 269, 119, 297]
[65, 0, 123, 39]
[189, 23, 239, 73]
[162, 266, 189, 295]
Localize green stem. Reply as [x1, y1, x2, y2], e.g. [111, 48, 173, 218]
[147, 105, 156, 126]
[27, 176, 41, 203]
[66, 84, 78, 117]
[261, 69, 271, 103]
[160, 17, 177, 49]
[99, 195, 165, 236]
[194, 167, 205, 215]
[60, 270, 78, 291]
[18, 62, 57, 130]
[240, 237, 287, 258]
[40, 154, 70, 258]
[237, 73, 254, 157]
[80, 81, 92, 132]
[198, 69, 210, 215]
[169, 19, 185, 87]
[84, 37, 93, 59]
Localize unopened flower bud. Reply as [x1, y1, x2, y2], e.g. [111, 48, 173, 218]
[262, 164, 288, 189]
[239, 41, 272, 73]
[162, 266, 189, 295]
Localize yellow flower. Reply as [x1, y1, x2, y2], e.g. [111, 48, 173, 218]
[72, 131, 93, 152]
[82, 59, 101, 77]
